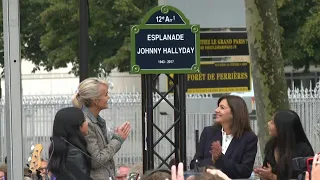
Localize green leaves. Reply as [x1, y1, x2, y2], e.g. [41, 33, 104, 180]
[299, 8, 320, 58]
[278, 0, 320, 69]
[37, 0, 156, 75]
[102, 0, 157, 73]
[0, 0, 157, 76]
[39, 1, 79, 72]
[2, 0, 316, 75]
[13, 0, 49, 72]
[103, 37, 131, 73]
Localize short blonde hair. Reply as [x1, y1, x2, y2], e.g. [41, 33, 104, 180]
[72, 77, 108, 108]
[130, 163, 143, 175]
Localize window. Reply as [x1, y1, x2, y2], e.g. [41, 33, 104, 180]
[285, 73, 292, 78]
[286, 79, 292, 89]
[293, 79, 301, 89]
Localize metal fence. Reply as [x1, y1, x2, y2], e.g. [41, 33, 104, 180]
[0, 86, 320, 169]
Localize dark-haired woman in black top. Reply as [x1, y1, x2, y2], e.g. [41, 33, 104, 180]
[48, 107, 92, 180]
[254, 110, 314, 180]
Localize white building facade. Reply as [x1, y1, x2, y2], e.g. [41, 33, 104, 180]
[0, 60, 142, 96]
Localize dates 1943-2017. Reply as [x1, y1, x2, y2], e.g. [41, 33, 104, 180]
[158, 59, 175, 64]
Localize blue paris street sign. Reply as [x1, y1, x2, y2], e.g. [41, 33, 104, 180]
[130, 5, 200, 74]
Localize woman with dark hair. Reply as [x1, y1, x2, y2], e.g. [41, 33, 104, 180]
[254, 110, 314, 180]
[48, 107, 91, 180]
[190, 95, 258, 179]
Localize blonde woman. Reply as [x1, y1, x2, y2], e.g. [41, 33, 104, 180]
[72, 77, 131, 180]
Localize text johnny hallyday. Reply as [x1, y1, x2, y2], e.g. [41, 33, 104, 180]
[136, 33, 195, 55]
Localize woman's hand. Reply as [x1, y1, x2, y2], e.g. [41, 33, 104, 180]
[305, 154, 320, 180]
[211, 141, 222, 161]
[115, 122, 131, 140]
[254, 163, 273, 180]
[171, 162, 184, 180]
[206, 169, 231, 180]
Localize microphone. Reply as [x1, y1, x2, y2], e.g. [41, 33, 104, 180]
[60, 137, 114, 180]
[49, 137, 54, 163]
[194, 130, 200, 172]
[46, 137, 55, 179]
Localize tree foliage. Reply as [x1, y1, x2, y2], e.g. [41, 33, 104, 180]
[0, 0, 157, 76]
[0, 0, 319, 75]
[0, 0, 50, 73]
[278, 0, 320, 70]
[39, 0, 157, 76]
[22, 0, 51, 72]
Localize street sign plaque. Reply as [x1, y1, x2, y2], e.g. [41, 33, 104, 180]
[130, 5, 200, 74]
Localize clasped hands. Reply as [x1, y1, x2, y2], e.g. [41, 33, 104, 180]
[211, 141, 222, 162]
[254, 163, 273, 180]
[115, 121, 131, 140]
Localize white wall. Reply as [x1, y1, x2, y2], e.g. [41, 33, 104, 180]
[158, 0, 246, 28]
[0, 60, 142, 95]
[108, 69, 141, 93]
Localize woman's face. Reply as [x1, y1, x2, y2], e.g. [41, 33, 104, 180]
[94, 84, 110, 110]
[215, 99, 233, 125]
[80, 120, 89, 136]
[268, 115, 277, 137]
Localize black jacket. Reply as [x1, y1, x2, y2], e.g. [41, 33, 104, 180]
[190, 126, 258, 179]
[263, 140, 314, 179]
[53, 145, 92, 180]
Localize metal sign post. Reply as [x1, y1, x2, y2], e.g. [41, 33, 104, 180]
[131, 5, 200, 171]
[2, 0, 24, 179]
[79, 0, 89, 82]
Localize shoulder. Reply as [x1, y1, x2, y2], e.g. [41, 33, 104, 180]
[297, 141, 312, 148]
[203, 125, 220, 135]
[203, 126, 214, 132]
[86, 119, 97, 131]
[67, 146, 83, 157]
[296, 142, 314, 156]
[264, 138, 276, 155]
[241, 131, 258, 142]
[85, 122, 98, 142]
[66, 146, 86, 165]
[85, 115, 93, 124]
[265, 139, 273, 148]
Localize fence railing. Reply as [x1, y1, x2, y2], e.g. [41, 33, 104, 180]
[0, 85, 320, 169]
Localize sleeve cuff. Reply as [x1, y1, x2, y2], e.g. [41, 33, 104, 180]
[215, 154, 225, 168]
[112, 134, 125, 144]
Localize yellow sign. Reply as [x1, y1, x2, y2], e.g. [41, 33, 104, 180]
[200, 32, 249, 57]
[167, 61, 251, 94]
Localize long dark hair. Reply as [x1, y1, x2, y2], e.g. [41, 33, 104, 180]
[267, 110, 313, 180]
[214, 95, 252, 139]
[48, 107, 90, 174]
